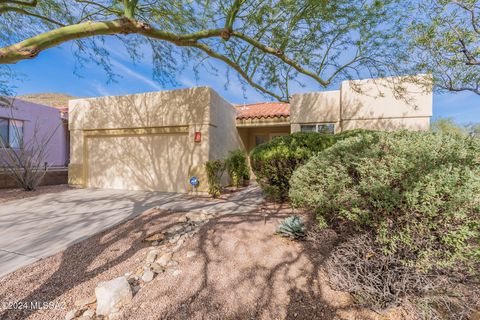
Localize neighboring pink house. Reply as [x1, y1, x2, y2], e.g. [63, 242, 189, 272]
[0, 98, 69, 167]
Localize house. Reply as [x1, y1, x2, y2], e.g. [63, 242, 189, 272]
[68, 75, 432, 193]
[0, 98, 69, 168]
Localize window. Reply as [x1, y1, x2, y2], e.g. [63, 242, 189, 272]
[0, 118, 7, 146]
[300, 125, 316, 132]
[0, 118, 24, 148]
[255, 135, 269, 146]
[9, 120, 24, 149]
[300, 123, 335, 134]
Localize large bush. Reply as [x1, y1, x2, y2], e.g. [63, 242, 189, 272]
[250, 132, 335, 200]
[290, 131, 480, 275]
[205, 159, 226, 198]
[225, 149, 250, 187]
[250, 130, 369, 201]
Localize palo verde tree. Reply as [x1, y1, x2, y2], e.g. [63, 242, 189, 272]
[399, 0, 479, 95]
[0, 0, 409, 100]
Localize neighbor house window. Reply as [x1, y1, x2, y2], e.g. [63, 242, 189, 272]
[0, 118, 8, 146]
[0, 118, 24, 148]
[300, 123, 335, 134]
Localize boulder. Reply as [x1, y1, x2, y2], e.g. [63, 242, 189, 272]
[95, 277, 133, 316]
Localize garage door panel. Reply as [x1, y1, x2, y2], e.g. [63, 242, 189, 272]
[86, 133, 189, 192]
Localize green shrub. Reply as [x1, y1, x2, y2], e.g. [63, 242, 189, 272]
[290, 131, 480, 275]
[431, 117, 468, 137]
[205, 159, 226, 198]
[250, 130, 370, 201]
[225, 149, 250, 187]
[276, 215, 306, 239]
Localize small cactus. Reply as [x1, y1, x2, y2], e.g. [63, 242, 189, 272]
[276, 215, 306, 239]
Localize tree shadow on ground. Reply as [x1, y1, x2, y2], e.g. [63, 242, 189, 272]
[1, 195, 371, 320]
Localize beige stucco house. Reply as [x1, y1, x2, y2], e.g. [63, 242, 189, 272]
[68, 75, 432, 193]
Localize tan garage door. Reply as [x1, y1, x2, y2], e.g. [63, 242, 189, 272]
[86, 133, 189, 192]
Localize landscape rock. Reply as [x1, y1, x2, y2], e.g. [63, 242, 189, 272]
[177, 215, 188, 223]
[95, 277, 133, 316]
[64, 309, 80, 320]
[150, 262, 164, 274]
[82, 309, 95, 318]
[186, 212, 201, 221]
[157, 252, 173, 267]
[143, 232, 165, 243]
[141, 270, 154, 283]
[186, 251, 196, 258]
[132, 285, 141, 293]
[145, 250, 159, 263]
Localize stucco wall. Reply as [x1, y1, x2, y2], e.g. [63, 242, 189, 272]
[68, 87, 241, 193]
[0, 99, 68, 167]
[290, 75, 432, 132]
[290, 90, 340, 123]
[340, 76, 432, 120]
[208, 90, 244, 159]
[69, 87, 211, 130]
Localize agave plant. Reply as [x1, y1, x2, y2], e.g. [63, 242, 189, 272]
[276, 215, 306, 239]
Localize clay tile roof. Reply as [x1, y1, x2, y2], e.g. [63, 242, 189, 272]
[235, 102, 290, 120]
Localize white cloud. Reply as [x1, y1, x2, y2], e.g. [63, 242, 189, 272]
[110, 59, 162, 91]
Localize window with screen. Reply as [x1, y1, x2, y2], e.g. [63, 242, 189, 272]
[300, 123, 335, 134]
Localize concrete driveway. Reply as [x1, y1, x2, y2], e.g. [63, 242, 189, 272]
[0, 186, 263, 277]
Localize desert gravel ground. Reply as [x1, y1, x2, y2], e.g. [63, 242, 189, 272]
[0, 200, 402, 320]
[0, 185, 72, 204]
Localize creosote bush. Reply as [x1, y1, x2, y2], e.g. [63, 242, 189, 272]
[205, 159, 226, 198]
[250, 130, 369, 201]
[290, 131, 480, 276]
[225, 149, 250, 188]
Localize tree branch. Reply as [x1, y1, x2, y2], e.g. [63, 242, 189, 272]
[186, 41, 286, 101]
[0, 5, 66, 26]
[232, 31, 330, 87]
[0, 0, 37, 7]
[0, 19, 225, 64]
[452, 1, 480, 35]
[224, 0, 245, 36]
[457, 37, 480, 65]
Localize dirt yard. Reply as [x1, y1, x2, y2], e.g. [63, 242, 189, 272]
[0, 184, 72, 204]
[0, 202, 404, 320]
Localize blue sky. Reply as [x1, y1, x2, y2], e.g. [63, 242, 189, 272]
[8, 42, 479, 123]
